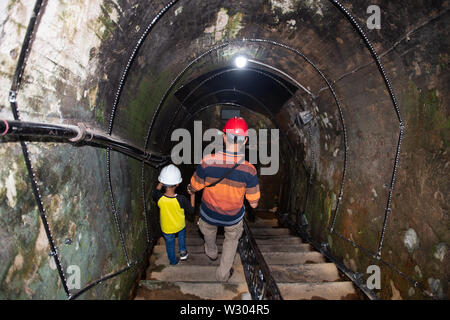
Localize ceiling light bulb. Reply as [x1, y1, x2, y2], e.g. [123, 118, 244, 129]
[235, 56, 248, 68]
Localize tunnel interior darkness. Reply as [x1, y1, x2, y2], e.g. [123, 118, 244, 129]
[0, 0, 448, 300]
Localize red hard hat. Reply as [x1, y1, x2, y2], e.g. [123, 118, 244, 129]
[223, 116, 249, 136]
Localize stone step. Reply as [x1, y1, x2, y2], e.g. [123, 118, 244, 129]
[149, 265, 245, 283]
[153, 242, 312, 255]
[261, 252, 326, 265]
[183, 234, 300, 242]
[256, 243, 311, 252]
[135, 280, 249, 300]
[254, 236, 303, 245]
[153, 243, 212, 254]
[246, 218, 279, 227]
[179, 235, 302, 246]
[150, 251, 241, 266]
[252, 234, 301, 241]
[248, 228, 291, 236]
[269, 263, 340, 283]
[277, 281, 358, 300]
[185, 226, 290, 237]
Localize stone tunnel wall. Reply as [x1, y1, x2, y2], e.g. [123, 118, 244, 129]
[0, 0, 163, 299]
[273, 0, 449, 299]
[0, 0, 448, 299]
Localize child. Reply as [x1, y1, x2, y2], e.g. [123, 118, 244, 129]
[153, 164, 195, 265]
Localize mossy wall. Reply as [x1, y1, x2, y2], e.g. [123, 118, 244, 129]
[281, 1, 449, 299]
[0, 0, 164, 299]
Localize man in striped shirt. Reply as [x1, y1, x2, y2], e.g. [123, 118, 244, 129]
[187, 117, 260, 281]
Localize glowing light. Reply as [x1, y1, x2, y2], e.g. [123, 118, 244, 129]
[234, 56, 248, 68]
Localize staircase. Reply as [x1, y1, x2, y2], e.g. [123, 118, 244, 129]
[134, 219, 250, 300]
[246, 216, 359, 300]
[134, 215, 360, 300]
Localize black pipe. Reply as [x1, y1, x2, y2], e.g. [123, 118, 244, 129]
[0, 119, 169, 166]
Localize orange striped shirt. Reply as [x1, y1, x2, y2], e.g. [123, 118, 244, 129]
[190, 151, 260, 226]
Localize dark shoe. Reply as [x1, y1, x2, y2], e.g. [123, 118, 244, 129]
[207, 254, 218, 261]
[180, 251, 189, 261]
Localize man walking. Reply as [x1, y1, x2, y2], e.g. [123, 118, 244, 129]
[187, 116, 260, 281]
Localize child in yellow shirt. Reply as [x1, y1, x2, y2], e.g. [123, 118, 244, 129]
[153, 164, 194, 265]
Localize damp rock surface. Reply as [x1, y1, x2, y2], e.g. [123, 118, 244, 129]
[404, 228, 420, 253]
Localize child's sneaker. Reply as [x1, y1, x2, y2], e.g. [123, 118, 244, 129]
[180, 251, 189, 260]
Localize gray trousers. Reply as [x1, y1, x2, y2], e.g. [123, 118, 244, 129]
[198, 218, 244, 281]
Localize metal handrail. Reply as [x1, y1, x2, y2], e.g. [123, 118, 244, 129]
[238, 219, 283, 300]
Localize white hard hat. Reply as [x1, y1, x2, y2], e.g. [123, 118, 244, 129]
[158, 164, 182, 186]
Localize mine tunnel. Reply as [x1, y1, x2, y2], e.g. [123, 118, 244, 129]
[0, 0, 448, 300]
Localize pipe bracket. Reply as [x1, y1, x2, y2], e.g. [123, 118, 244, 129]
[69, 123, 87, 143]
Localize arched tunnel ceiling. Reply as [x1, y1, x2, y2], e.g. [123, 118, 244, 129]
[0, 0, 448, 300]
[174, 66, 298, 115]
[109, 0, 381, 150]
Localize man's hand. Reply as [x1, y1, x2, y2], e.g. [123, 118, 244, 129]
[187, 184, 195, 195]
[156, 182, 163, 190]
